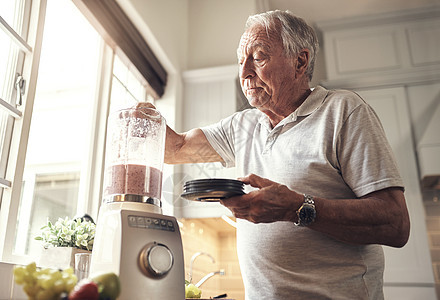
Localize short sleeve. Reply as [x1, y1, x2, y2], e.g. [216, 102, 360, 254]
[337, 103, 404, 197]
[200, 113, 238, 168]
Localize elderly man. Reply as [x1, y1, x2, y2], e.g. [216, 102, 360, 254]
[145, 10, 410, 300]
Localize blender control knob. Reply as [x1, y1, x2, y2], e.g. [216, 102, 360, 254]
[139, 242, 174, 278]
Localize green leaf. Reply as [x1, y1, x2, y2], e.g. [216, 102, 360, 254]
[35, 216, 95, 250]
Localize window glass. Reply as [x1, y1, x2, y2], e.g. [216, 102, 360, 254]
[110, 55, 150, 113]
[13, 0, 101, 257]
[0, 0, 25, 33]
[15, 173, 80, 256]
[0, 109, 13, 183]
[0, 29, 21, 105]
[0, 27, 17, 182]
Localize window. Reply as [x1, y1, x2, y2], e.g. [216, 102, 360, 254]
[1, 0, 167, 263]
[0, 0, 28, 192]
[13, 0, 101, 258]
[0, 0, 43, 262]
[15, 172, 80, 256]
[110, 55, 153, 113]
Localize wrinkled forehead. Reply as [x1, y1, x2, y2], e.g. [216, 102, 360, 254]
[237, 25, 282, 58]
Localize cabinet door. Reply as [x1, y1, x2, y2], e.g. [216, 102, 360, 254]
[356, 87, 435, 288]
[178, 67, 238, 218]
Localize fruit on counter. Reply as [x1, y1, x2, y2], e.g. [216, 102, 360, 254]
[90, 272, 121, 300]
[13, 262, 78, 300]
[69, 280, 99, 300]
[185, 282, 202, 299]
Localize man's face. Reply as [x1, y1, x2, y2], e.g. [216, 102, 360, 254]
[237, 25, 297, 111]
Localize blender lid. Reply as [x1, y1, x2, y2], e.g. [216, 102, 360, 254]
[184, 178, 243, 186]
[180, 189, 245, 202]
[181, 178, 245, 202]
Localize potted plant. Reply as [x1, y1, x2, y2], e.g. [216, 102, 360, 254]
[35, 216, 96, 269]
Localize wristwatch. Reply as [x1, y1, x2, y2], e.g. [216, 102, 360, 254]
[294, 194, 316, 227]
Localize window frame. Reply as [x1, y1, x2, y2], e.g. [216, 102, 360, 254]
[0, 0, 166, 264]
[0, 0, 48, 263]
[0, 0, 32, 190]
[77, 41, 114, 221]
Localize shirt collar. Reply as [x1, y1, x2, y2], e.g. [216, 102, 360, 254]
[294, 85, 328, 118]
[258, 85, 328, 130]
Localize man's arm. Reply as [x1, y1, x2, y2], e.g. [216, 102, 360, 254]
[311, 187, 410, 247]
[135, 102, 223, 165]
[164, 127, 223, 164]
[221, 174, 410, 248]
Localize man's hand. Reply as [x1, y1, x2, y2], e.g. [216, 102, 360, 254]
[132, 102, 223, 164]
[135, 102, 156, 110]
[220, 174, 301, 223]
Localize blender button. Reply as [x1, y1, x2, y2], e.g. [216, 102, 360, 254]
[153, 219, 160, 225]
[137, 217, 146, 227]
[145, 219, 153, 229]
[128, 216, 137, 226]
[160, 219, 167, 227]
[167, 221, 174, 228]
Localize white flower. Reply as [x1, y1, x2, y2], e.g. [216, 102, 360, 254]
[35, 216, 96, 251]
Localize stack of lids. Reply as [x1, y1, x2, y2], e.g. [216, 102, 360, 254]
[181, 178, 245, 202]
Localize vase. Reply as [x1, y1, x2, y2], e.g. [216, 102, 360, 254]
[38, 247, 91, 270]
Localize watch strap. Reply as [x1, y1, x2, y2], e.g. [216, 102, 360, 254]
[304, 194, 314, 205]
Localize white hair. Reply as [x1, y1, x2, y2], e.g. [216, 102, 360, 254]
[245, 10, 319, 81]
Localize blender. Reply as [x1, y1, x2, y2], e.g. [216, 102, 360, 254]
[90, 106, 185, 299]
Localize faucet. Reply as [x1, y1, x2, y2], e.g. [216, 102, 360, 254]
[195, 269, 226, 288]
[188, 252, 215, 283]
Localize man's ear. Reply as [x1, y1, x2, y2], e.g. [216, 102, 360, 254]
[295, 49, 310, 75]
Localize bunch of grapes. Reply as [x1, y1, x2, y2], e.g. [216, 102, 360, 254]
[185, 280, 202, 299]
[13, 262, 78, 300]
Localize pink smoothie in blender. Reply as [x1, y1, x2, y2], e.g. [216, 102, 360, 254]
[104, 164, 162, 200]
[102, 107, 166, 205]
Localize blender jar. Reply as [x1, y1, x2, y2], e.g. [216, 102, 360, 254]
[102, 106, 166, 206]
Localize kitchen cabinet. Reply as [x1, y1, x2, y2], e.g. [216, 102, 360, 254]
[176, 65, 239, 218]
[356, 87, 435, 298]
[317, 6, 440, 90]
[317, 6, 440, 299]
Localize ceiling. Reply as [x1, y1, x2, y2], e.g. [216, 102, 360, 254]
[266, 0, 440, 25]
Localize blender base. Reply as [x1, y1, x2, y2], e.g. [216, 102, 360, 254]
[90, 202, 185, 299]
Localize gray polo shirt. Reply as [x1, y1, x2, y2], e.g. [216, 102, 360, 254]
[201, 86, 404, 299]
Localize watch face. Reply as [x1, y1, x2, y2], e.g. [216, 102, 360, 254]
[299, 204, 316, 225]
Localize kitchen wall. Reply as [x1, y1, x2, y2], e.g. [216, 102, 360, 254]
[187, 0, 256, 70]
[179, 218, 244, 300]
[117, 0, 188, 73]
